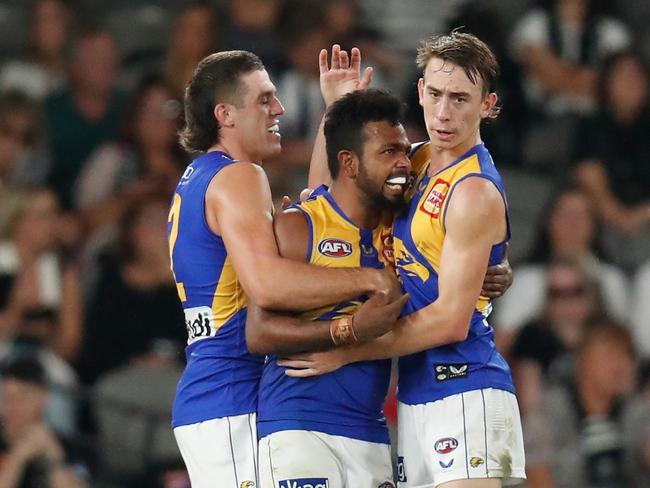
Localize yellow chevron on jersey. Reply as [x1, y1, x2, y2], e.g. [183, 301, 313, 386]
[210, 254, 248, 330]
[396, 142, 507, 315]
[292, 185, 391, 321]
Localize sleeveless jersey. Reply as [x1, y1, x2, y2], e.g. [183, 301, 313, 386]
[257, 186, 393, 444]
[394, 143, 515, 405]
[167, 151, 263, 427]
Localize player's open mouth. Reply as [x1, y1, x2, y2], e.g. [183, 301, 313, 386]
[385, 175, 408, 191]
[435, 129, 453, 139]
[267, 124, 280, 136]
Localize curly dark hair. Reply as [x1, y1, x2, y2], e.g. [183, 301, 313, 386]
[324, 88, 404, 179]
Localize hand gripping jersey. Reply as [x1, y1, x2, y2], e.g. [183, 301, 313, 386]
[257, 186, 394, 444]
[395, 143, 515, 405]
[167, 151, 263, 427]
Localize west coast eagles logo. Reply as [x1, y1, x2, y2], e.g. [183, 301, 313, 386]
[420, 178, 450, 219]
[240, 481, 255, 488]
[469, 457, 484, 468]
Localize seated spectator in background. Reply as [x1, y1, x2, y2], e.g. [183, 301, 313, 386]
[92, 341, 184, 485]
[322, 0, 399, 90]
[624, 362, 650, 487]
[509, 0, 631, 170]
[519, 323, 637, 488]
[510, 257, 608, 383]
[0, 357, 88, 488]
[574, 51, 650, 269]
[220, 0, 285, 76]
[266, 0, 329, 194]
[0, 92, 50, 190]
[0, 0, 75, 100]
[76, 196, 184, 386]
[494, 185, 628, 341]
[73, 75, 184, 251]
[44, 27, 128, 210]
[163, 2, 217, 101]
[0, 308, 79, 438]
[0, 188, 82, 363]
[631, 262, 650, 359]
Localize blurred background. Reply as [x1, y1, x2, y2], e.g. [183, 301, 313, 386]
[0, 0, 648, 487]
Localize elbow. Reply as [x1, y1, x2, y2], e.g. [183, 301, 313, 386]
[246, 284, 279, 311]
[245, 326, 269, 356]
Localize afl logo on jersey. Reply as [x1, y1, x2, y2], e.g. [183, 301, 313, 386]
[434, 437, 458, 454]
[318, 238, 353, 257]
[420, 178, 450, 219]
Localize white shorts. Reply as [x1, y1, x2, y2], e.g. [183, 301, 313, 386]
[173, 413, 258, 488]
[258, 429, 395, 488]
[397, 388, 526, 487]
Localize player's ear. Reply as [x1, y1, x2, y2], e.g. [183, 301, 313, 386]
[214, 103, 235, 127]
[481, 92, 498, 120]
[417, 77, 425, 107]
[339, 150, 358, 178]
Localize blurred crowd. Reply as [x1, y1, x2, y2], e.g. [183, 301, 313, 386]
[0, 0, 648, 487]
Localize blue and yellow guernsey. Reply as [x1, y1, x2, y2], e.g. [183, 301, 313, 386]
[257, 186, 393, 444]
[395, 143, 515, 405]
[167, 151, 263, 427]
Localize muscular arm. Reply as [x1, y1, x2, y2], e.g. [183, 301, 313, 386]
[283, 178, 507, 372]
[246, 209, 407, 355]
[246, 210, 334, 355]
[209, 162, 392, 311]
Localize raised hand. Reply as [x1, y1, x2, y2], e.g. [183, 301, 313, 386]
[319, 44, 374, 107]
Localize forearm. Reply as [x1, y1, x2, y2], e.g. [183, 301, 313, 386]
[348, 303, 465, 362]
[308, 117, 331, 189]
[251, 257, 382, 311]
[247, 314, 333, 356]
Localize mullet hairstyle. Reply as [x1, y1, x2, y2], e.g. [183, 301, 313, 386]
[179, 50, 265, 153]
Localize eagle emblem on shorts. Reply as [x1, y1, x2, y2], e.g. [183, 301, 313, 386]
[240, 481, 255, 488]
[469, 457, 484, 468]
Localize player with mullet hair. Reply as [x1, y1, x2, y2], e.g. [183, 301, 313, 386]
[168, 50, 404, 487]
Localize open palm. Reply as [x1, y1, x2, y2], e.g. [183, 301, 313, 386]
[320, 44, 374, 107]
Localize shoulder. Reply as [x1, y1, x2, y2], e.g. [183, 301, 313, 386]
[274, 208, 310, 241]
[207, 161, 269, 196]
[450, 176, 503, 210]
[274, 208, 310, 261]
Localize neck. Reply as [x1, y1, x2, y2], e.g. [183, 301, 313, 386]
[207, 140, 260, 164]
[329, 180, 380, 230]
[427, 132, 482, 175]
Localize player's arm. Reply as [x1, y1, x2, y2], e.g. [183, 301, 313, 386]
[280, 178, 506, 374]
[246, 209, 408, 355]
[209, 162, 397, 311]
[308, 45, 373, 188]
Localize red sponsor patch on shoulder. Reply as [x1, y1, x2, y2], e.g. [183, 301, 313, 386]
[419, 178, 450, 219]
